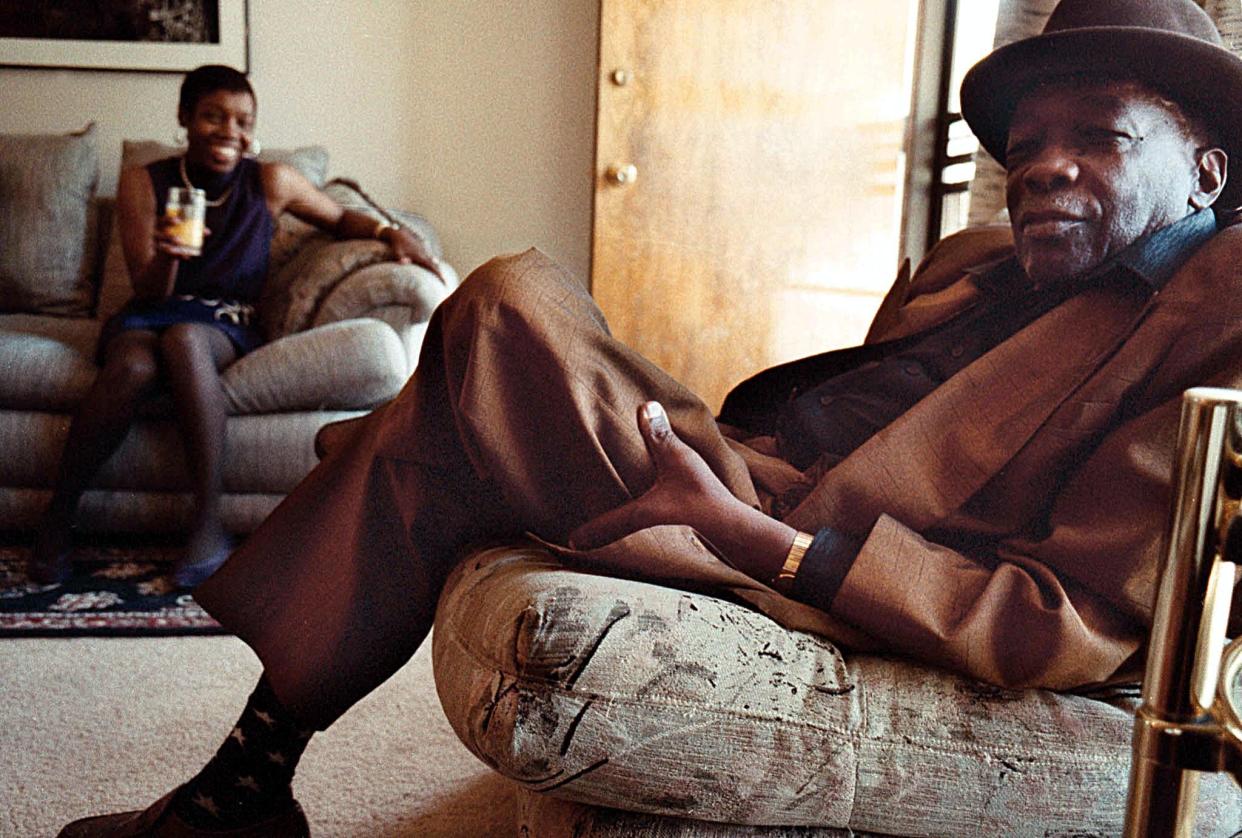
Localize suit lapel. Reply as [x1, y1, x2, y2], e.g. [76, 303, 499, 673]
[783, 276, 1156, 534]
[719, 230, 1015, 433]
[718, 281, 990, 434]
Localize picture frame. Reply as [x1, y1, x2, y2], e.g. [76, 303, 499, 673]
[0, 1, 248, 74]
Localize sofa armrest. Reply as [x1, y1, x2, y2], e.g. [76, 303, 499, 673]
[312, 260, 457, 328]
[260, 176, 458, 343]
[309, 261, 459, 370]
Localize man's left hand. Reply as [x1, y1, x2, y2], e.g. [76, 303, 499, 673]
[569, 401, 801, 583]
[569, 401, 745, 550]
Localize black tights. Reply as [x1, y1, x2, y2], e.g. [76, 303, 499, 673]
[38, 324, 237, 569]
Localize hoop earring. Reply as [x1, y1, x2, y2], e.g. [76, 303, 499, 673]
[172, 128, 187, 147]
[244, 138, 262, 159]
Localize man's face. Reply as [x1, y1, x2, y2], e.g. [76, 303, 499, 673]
[1004, 81, 1202, 284]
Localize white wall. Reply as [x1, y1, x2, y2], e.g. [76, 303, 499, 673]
[0, 1, 600, 280]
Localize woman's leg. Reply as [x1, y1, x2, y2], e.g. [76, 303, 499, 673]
[31, 330, 161, 583]
[157, 322, 238, 587]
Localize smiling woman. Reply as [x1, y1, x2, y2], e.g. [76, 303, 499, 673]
[28, 64, 445, 590]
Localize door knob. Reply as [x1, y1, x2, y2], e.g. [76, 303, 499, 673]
[606, 164, 638, 185]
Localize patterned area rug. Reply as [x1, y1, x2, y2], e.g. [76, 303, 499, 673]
[0, 542, 225, 637]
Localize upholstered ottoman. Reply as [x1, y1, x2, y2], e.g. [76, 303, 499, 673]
[432, 543, 1241, 837]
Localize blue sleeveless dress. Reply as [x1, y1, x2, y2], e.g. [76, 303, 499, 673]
[99, 156, 273, 358]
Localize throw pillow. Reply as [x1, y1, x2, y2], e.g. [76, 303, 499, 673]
[0, 124, 100, 316]
[266, 179, 444, 280]
[260, 179, 444, 340]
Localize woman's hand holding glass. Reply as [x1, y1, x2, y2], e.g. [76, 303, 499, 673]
[154, 213, 211, 261]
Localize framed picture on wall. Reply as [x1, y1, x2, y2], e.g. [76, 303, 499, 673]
[0, 0, 248, 73]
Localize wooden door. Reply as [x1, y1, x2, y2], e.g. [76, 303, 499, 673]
[593, 0, 917, 411]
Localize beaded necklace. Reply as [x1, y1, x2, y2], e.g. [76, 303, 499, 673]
[179, 155, 235, 207]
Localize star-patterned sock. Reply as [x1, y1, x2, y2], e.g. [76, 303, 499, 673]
[170, 675, 314, 829]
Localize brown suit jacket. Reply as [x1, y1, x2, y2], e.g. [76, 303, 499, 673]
[711, 221, 1242, 690]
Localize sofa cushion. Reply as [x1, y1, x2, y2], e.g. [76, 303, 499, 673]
[0, 125, 99, 316]
[0, 408, 361, 494]
[0, 484, 289, 536]
[0, 313, 101, 411]
[432, 545, 1241, 835]
[95, 141, 331, 321]
[0, 313, 406, 415]
[223, 318, 409, 413]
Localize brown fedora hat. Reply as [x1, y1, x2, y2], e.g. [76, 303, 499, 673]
[961, 0, 1242, 210]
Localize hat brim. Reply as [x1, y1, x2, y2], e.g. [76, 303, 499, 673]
[961, 26, 1242, 210]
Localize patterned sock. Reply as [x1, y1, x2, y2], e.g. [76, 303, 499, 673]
[171, 675, 314, 829]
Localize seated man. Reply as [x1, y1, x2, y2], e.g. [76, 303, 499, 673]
[59, 0, 1242, 834]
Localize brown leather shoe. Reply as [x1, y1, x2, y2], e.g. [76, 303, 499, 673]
[57, 788, 310, 837]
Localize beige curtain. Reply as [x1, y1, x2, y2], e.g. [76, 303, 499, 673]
[964, 0, 1242, 227]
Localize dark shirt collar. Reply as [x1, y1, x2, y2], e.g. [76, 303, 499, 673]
[969, 208, 1219, 294]
[1113, 207, 1218, 290]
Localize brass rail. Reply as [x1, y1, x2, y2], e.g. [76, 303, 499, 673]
[1124, 388, 1242, 836]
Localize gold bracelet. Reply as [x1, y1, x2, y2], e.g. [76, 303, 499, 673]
[775, 531, 814, 591]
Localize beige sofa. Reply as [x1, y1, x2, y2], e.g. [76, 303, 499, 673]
[0, 127, 458, 535]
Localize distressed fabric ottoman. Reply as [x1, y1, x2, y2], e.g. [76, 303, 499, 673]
[431, 543, 1241, 837]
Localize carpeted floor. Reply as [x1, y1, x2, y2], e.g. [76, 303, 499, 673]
[1, 633, 516, 836]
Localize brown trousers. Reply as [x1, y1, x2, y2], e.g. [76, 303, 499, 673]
[195, 249, 777, 728]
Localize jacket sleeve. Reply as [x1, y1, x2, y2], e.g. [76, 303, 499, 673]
[819, 398, 1180, 690]
[792, 223, 1242, 689]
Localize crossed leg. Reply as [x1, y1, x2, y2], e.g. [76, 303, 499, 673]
[31, 330, 161, 582]
[197, 247, 760, 729]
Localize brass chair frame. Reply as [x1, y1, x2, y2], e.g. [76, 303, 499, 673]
[1124, 388, 1242, 836]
